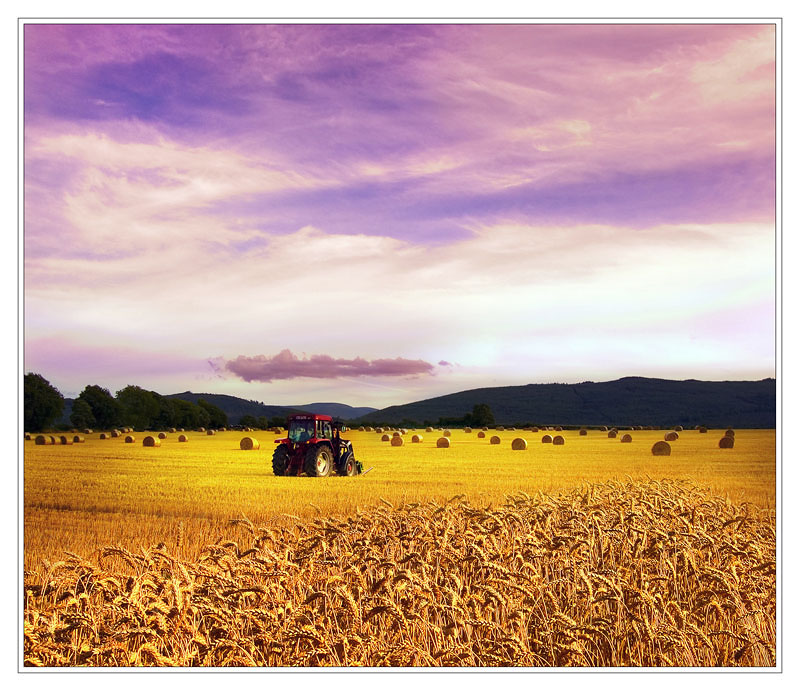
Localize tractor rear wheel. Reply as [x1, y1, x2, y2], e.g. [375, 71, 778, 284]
[304, 445, 333, 477]
[272, 445, 290, 476]
[338, 452, 358, 476]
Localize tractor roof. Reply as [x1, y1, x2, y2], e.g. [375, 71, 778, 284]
[288, 413, 333, 422]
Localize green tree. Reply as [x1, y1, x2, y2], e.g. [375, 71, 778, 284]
[240, 414, 258, 428]
[198, 399, 228, 428]
[257, 416, 269, 430]
[468, 403, 495, 427]
[24, 373, 64, 431]
[69, 398, 96, 429]
[151, 393, 177, 429]
[116, 385, 159, 430]
[78, 385, 122, 429]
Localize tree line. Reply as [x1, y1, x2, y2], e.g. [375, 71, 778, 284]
[24, 373, 229, 432]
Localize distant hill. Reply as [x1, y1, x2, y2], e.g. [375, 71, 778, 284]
[163, 392, 301, 423]
[355, 377, 776, 428]
[291, 402, 378, 419]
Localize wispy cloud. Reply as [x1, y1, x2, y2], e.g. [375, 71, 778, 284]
[224, 350, 436, 382]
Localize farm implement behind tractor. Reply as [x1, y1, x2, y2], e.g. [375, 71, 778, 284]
[272, 413, 363, 477]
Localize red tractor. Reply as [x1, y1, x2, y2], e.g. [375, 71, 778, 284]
[272, 413, 363, 477]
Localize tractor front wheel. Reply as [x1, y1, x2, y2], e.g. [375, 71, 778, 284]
[337, 452, 358, 477]
[272, 445, 290, 476]
[304, 445, 333, 477]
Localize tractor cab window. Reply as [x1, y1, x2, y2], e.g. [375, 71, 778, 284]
[288, 419, 314, 442]
[318, 421, 332, 439]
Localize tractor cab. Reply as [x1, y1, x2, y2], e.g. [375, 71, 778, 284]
[273, 413, 362, 477]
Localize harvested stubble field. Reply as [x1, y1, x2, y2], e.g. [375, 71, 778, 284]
[23, 428, 776, 667]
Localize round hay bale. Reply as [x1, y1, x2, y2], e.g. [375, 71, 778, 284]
[240, 436, 260, 450]
[443, 430, 451, 437]
[366, 426, 373, 432]
[358, 426, 365, 432]
[198, 427, 206, 432]
[607, 431, 617, 438]
[84, 428, 93, 435]
[651, 441, 671, 456]
[72, 435, 85, 443]
[725, 429, 735, 438]
[34, 434, 49, 445]
[391, 436, 404, 447]
[464, 427, 472, 433]
[698, 426, 708, 433]
[552, 435, 565, 445]
[124, 435, 135, 443]
[169, 427, 177, 433]
[511, 437, 527, 450]
[436, 437, 450, 448]
[477, 431, 486, 438]
[555, 426, 563, 431]
[58, 435, 73, 445]
[664, 431, 679, 442]
[497, 426, 505, 431]
[674, 426, 683, 432]
[507, 427, 515, 431]
[531, 427, 539, 433]
[99, 433, 108, 440]
[579, 428, 588, 436]
[376, 428, 384, 434]
[392, 431, 401, 437]
[24, 433, 31, 441]
[425, 427, 433, 433]
[541, 434, 553, 444]
[158, 432, 167, 439]
[381, 434, 390, 442]
[482, 427, 489, 431]
[412, 434, 422, 443]
[620, 433, 632, 443]
[719, 436, 735, 449]
[178, 434, 188, 442]
[207, 429, 216, 436]
[601, 426, 608, 432]
[489, 435, 501, 445]
[143, 435, 161, 447]
[111, 430, 121, 438]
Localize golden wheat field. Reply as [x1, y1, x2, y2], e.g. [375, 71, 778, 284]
[23, 427, 776, 667]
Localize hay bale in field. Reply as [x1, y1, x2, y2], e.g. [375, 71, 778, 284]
[477, 431, 486, 438]
[412, 434, 422, 443]
[358, 426, 365, 432]
[425, 427, 433, 433]
[365, 427, 373, 432]
[652, 441, 671, 456]
[621, 434, 632, 443]
[443, 430, 451, 437]
[111, 430, 121, 438]
[198, 427, 206, 432]
[72, 435, 85, 443]
[482, 427, 489, 431]
[490, 435, 501, 445]
[497, 426, 505, 431]
[579, 428, 588, 436]
[436, 437, 450, 448]
[169, 427, 177, 433]
[240, 436, 260, 450]
[725, 429, 735, 438]
[507, 427, 516, 431]
[555, 426, 563, 431]
[674, 426, 683, 432]
[143, 435, 161, 447]
[207, 430, 216, 436]
[511, 437, 527, 450]
[698, 426, 708, 433]
[531, 427, 539, 433]
[178, 434, 188, 443]
[158, 432, 167, 439]
[99, 433, 108, 440]
[124, 435, 135, 443]
[25, 433, 31, 441]
[607, 430, 617, 439]
[719, 436, 735, 449]
[84, 428, 93, 435]
[464, 427, 472, 433]
[376, 428, 384, 434]
[392, 431, 401, 437]
[58, 435, 73, 445]
[553, 435, 565, 445]
[664, 431, 679, 442]
[601, 426, 608, 432]
[391, 436, 404, 447]
[381, 434, 390, 442]
[34, 435, 50, 445]
[541, 434, 553, 444]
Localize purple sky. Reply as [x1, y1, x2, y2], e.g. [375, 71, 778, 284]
[23, 23, 776, 406]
